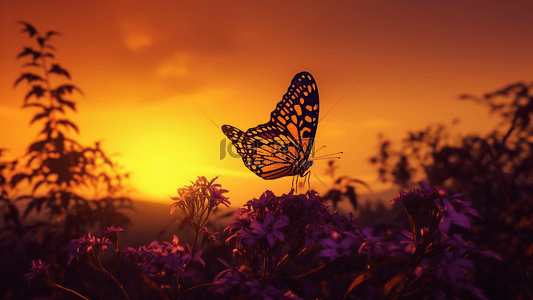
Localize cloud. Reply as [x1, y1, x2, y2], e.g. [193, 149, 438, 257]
[118, 20, 154, 52]
[157, 52, 194, 78]
[125, 34, 152, 51]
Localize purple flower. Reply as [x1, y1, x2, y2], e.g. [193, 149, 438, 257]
[201, 226, 219, 243]
[23, 260, 50, 285]
[435, 251, 474, 285]
[97, 226, 125, 239]
[304, 225, 329, 248]
[414, 258, 432, 277]
[247, 190, 276, 210]
[170, 176, 230, 237]
[319, 231, 353, 261]
[122, 246, 138, 260]
[435, 197, 472, 233]
[190, 176, 230, 207]
[122, 235, 189, 279]
[391, 188, 427, 206]
[396, 229, 416, 255]
[184, 244, 205, 266]
[66, 233, 112, 264]
[205, 176, 230, 207]
[211, 259, 255, 294]
[393, 182, 480, 235]
[442, 234, 501, 260]
[358, 227, 385, 259]
[250, 214, 289, 247]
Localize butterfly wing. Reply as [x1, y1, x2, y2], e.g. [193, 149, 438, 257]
[221, 125, 246, 157]
[222, 72, 319, 180]
[268, 71, 319, 156]
[222, 123, 295, 179]
[245, 123, 305, 179]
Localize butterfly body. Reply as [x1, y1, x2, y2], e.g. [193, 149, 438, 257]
[222, 72, 319, 180]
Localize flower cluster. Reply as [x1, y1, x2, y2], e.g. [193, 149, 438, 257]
[26, 227, 128, 300]
[214, 183, 499, 299]
[212, 259, 303, 300]
[215, 190, 331, 298]
[123, 235, 197, 279]
[23, 260, 50, 285]
[24, 179, 501, 300]
[170, 176, 229, 236]
[388, 182, 500, 298]
[225, 190, 329, 266]
[66, 233, 112, 264]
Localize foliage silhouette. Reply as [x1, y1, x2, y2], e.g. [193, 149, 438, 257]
[0, 21, 133, 299]
[24, 179, 498, 300]
[370, 81, 533, 299]
[322, 160, 373, 211]
[5, 21, 509, 300]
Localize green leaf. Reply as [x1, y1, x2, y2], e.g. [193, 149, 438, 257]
[17, 21, 37, 37]
[3, 203, 21, 228]
[343, 271, 373, 300]
[57, 119, 79, 133]
[10, 173, 28, 188]
[32, 180, 46, 193]
[13, 73, 44, 87]
[48, 64, 70, 79]
[30, 111, 50, 125]
[37, 37, 46, 47]
[26, 153, 40, 167]
[22, 197, 46, 220]
[28, 140, 48, 153]
[48, 105, 64, 114]
[382, 272, 408, 299]
[57, 98, 76, 111]
[40, 120, 52, 135]
[22, 103, 46, 109]
[55, 84, 84, 96]
[45, 30, 61, 39]
[16, 47, 41, 60]
[24, 85, 47, 102]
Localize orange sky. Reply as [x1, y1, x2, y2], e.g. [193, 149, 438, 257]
[1, 0, 532, 205]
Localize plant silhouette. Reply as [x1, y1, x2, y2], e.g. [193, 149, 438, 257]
[370, 81, 533, 299]
[0, 21, 133, 299]
[2, 21, 514, 300]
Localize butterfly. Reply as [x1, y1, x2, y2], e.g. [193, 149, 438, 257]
[222, 71, 319, 180]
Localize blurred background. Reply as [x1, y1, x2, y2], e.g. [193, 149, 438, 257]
[1, 1, 532, 299]
[2, 0, 531, 204]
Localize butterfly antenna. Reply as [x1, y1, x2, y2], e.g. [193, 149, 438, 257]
[314, 175, 329, 189]
[315, 145, 326, 153]
[319, 67, 373, 122]
[175, 85, 220, 129]
[312, 151, 343, 160]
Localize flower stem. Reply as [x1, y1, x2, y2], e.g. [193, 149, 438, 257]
[50, 282, 90, 300]
[107, 271, 131, 300]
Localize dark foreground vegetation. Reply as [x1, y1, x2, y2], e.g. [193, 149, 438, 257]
[1, 22, 531, 300]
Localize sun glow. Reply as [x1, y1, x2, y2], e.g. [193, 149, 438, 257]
[0, 1, 530, 205]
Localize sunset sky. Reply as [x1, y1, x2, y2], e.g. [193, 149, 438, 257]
[1, 1, 532, 205]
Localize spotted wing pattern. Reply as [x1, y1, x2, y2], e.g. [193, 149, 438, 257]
[222, 72, 319, 180]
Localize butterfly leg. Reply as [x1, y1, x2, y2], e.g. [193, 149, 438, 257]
[301, 171, 311, 191]
[292, 175, 297, 193]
